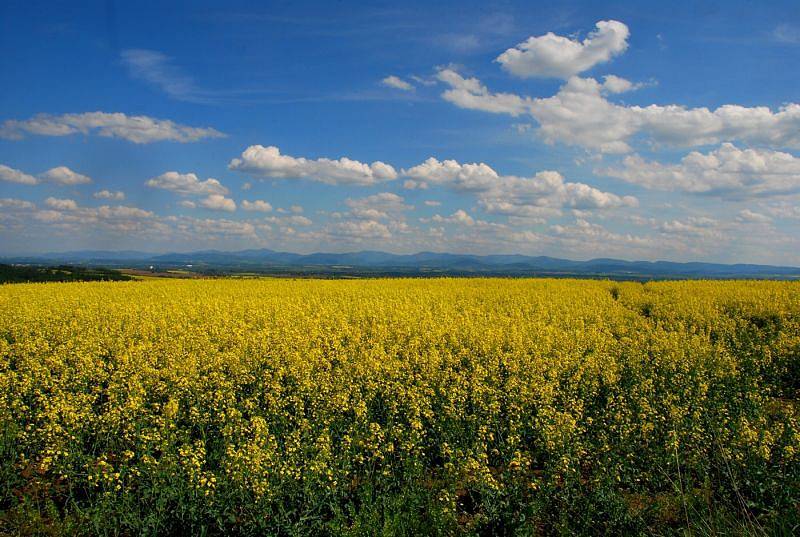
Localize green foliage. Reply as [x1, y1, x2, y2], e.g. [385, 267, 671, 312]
[0, 264, 131, 284]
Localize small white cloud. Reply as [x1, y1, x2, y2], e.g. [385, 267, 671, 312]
[345, 192, 410, 213]
[199, 194, 236, 212]
[601, 75, 640, 94]
[146, 171, 229, 196]
[764, 202, 800, 220]
[424, 200, 441, 206]
[736, 209, 772, 224]
[44, 197, 79, 211]
[774, 24, 800, 44]
[93, 189, 125, 200]
[433, 209, 475, 226]
[0, 164, 39, 185]
[178, 216, 256, 238]
[40, 166, 92, 185]
[178, 200, 197, 209]
[655, 216, 720, 237]
[330, 219, 392, 240]
[277, 205, 303, 214]
[0, 198, 35, 210]
[381, 75, 414, 91]
[241, 199, 273, 212]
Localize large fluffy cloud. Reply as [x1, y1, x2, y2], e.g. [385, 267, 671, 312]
[526, 76, 639, 153]
[496, 20, 630, 79]
[402, 156, 636, 216]
[478, 170, 638, 218]
[146, 172, 229, 196]
[0, 112, 225, 143]
[600, 143, 800, 197]
[437, 70, 800, 153]
[404, 157, 500, 191]
[229, 145, 398, 186]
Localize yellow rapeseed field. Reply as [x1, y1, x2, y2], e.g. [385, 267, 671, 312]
[0, 278, 798, 535]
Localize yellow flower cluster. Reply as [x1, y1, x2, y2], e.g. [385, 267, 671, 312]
[0, 278, 798, 534]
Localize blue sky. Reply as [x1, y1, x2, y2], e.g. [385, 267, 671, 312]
[1, 0, 800, 263]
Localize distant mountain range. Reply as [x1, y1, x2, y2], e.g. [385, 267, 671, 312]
[3, 249, 800, 280]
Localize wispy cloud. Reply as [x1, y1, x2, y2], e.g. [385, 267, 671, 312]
[120, 48, 422, 106]
[121, 49, 216, 104]
[0, 112, 224, 143]
[381, 75, 414, 91]
[426, 12, 517, 55]
[120, 49, 281, 105]
[773, 24, 800, 44]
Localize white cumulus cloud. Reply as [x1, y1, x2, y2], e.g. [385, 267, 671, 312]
[600, 143, 800, 197]
[496, 20, 629, 79]
[44, 197, 79, 211]
[199, 194, 236, 212]
[0, 198, 36, 210]
[146, 172, 229, 196]
[40, 166, 92, 185]
[340, 192, 412, 221]
[93, 190, 125, 200]
[436, 69, 535, 117]
[0, 164, 39, 185]
[437, 70, 800, 153]
[402, 156, 635, 217]
[241, 199, 273, 212]
[431, 209, 476, 226]
[330, 219, 392, 240]
[404, 157, 500, 191]
[229, 145, 397, 186]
